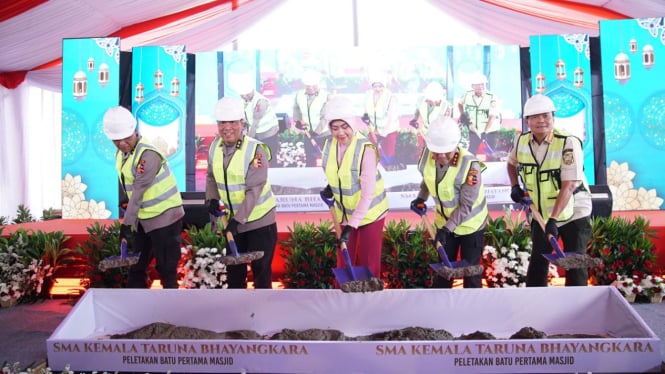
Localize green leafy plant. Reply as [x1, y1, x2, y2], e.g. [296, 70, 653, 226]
[394, 130, 419, 165]
[11, 204, 35, 224]
[280, 221, 337, 289]
[76, 221, 131, 289]
[381, 219, 437, 288]
[588, 215, 657, 286]
[0, 216, 7, 226]
[180, 220, 228, 288]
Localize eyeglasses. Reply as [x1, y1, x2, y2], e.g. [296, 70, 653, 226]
[330, 123, 351, 132]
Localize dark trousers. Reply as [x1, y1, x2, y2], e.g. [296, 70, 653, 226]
[128, 219, 183, 289]
[226, 223, 277, 289]
[433, 228, 484, 289]
[526, 216, 591, 287]
[468, 131, 499, 156]
[303, 133, 327, 167]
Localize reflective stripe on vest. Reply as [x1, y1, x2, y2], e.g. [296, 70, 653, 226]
[322, 135, 388, 226]
[418, 147, 488, 235]
[115, 139, 182, 220]
[296, 90, 328, 136]
[364, 90, 398, 136]
[418, 100, 449, 133]
[516, 130, 580, 221]
[208, 136, 276, 222]
[244, 92, 279, 136]
[462, 91, 497, 133]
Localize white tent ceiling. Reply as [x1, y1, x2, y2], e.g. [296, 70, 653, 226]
[1, 0, 664, 90]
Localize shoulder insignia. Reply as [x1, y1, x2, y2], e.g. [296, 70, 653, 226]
[136, 159, 146, 174]
[450, 152, 460, 167]
[562, 149, 574, 165]
[466, 169, 479, 186]
[235, 138, 243, 149]
[252, 153, 263, 168]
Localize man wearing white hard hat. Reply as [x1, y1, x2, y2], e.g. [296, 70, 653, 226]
[236, 80, 280, 167]
[320, 95, 389, 280]
[292, 69, 331, 166]
[409, 81, 452, 155]
[457, 72, 499, 156]
[361, 72, 402, 170]
[411, 116, 488, 288]
[206, 97, 277, 289]
[102, 106, 185, 289]
[507, 94, 592, 287]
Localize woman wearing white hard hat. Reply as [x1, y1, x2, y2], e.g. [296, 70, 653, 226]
[361, 71, 402, 170]
[411, 116, 488, 288]
[320, 95, 389, 280]
[102, 106, 185, 289]
[236, 80, 280, 166]
[457, 71, 499, 156]
[507, 94, 592, 287]
[206, 97, 278, 289]
[293, 69, 330, 166]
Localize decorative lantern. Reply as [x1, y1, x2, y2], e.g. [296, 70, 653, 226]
[98, 62, 109, 87]
[135, 82, 145, 103]
[555, 59, 566, 80]
[170, 77, 180, 97]
[87, 57, 95, 72]
[629, 38, 638, 54]
[73, 70, 87, 101]
[613, 52, 630, 85]
[535, 72, 546, 94]
[642, 44, 655, 70]
[154, 69, 164, 90]
[573, 67, 584, 88]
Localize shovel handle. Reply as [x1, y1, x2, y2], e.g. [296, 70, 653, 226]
[218, 214, 240, 257]
[417, 213, 453, 267]
[527, 202, 566, 258]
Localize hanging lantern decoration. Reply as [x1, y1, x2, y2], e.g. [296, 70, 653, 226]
[98, 62, 109, 87]
[135, 82, 145, 103]
[642, 44, 655, 70]
[555, 59, 566, 80]
[613, 52, 631, 85]
[154, 69, 164, 90]
[629, 38, 638, 54]
[170, 77, 180, 97]
[573, 67, 584, 88]
[73, 70, 87, 101]
[535, 72, 546, 94]
[87, 57, 95, 72]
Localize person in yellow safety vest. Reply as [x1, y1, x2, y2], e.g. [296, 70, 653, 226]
[236, 80, 280, 167]
[206, 97, 278, 289]
[457, 72, 499, 156]
[507, 94, 592, 287]
[361, 72, 403, 171]
[293, 69, 331, 167]
[411, 116, 488, 289]
[320, 95, 389, 280]
[102, 106, 185, 289]
[409, 81, 452, 155]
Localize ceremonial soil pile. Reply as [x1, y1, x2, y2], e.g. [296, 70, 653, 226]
[110, 323, 608, 341]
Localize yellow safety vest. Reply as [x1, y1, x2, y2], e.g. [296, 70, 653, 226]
[515, 130, 588, 221]
[364, 89, 398, 136]
[243, 92, 279, 137]
[461, 91, 497, 133]
[417, 146, 488, 234]
[115, 138, 182, 220]
[418, 100, 450, 133]
[208, 135, 276, 222]
[295, 89, 328, 136]
[321, 135, 388, 226]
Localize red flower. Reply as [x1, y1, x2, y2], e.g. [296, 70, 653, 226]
[635, 248, 643, 256]
[602, 247, 611, 255]
[607, 272, 617, 281]
[619, 245, 626, 252]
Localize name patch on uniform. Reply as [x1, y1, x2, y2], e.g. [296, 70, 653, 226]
[562, 149, 574, 165]
[252, 153, 263, 168]
[136, 159, 146, 174]
[466, 169, 479, 186]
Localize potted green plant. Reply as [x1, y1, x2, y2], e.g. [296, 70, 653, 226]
[180, 220, 228, 289]
[381, 219, 438, 288]
[280, 221, 337, 289]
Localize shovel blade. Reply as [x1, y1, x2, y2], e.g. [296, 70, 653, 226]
[429, 260, 471, 273]
[333, 265, 373, 285]
[542, 253, 565, 263]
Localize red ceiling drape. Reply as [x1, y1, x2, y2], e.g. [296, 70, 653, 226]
[0, 0, 48, 23]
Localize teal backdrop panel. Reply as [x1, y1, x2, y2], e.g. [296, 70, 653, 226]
[529, 34, 595, 185]
[599, 18, 665, 210]
[131, 46, 187, 192]
[61, 37, 120, 219]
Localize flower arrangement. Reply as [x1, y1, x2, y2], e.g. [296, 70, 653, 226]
[0, 251, 25, 305]
[77, 221, 131, 289]
[587, 215, 657, 286]
[482, 206, 558, 288]
[280, 221, 337, 289]
[639, 274, 664, 302]
[615, 274, 642, 301]
[181, 246, 228, 289]
[381, 219, 437, 289]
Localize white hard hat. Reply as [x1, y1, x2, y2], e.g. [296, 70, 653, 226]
[214, 97, 244, 121]
[471, 72, 488, 85]
[302, 70, 321, 86]
[424, 82, 445, 101]
[424, 116, 461, 154]
[103, 106, 136, 140]
[523, 94, 556, 117]
[234, 80, 255, 96]
[324, 95, 357, 131]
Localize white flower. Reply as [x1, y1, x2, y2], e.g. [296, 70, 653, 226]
[606, 161, 635, 186]
[87, 199, 112, 219]
[181, 246, 228, 289]
[639, 275, 665, 297]
[61, 173, 88, 199]
[62, 194, 91, 218]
